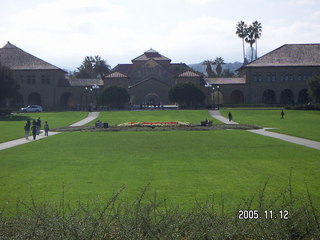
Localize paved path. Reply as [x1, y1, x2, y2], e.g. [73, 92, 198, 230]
[0, 112, 100, 151]
[208, 110, 238, 125]
[69, 112, 100, 126]
[209, 110, 320, 150]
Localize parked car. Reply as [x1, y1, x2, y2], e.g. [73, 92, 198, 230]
[21, 105, 43, 113]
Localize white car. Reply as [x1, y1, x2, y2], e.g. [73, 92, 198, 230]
[21, 105, 43, 113]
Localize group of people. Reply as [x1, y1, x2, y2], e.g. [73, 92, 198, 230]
[24, 117, 50, 140]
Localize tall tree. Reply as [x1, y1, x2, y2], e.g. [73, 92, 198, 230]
[252, 21, 262, 58]
[100, 86, 130, 107]
[245, 25, 256, 62]
[0, 62, 19, 105]
[202, 60, 214, 77]
[236, 21, 248, 64]
[308, 75, 320, 103]
[213, 57, 225, 77]
[76, 56, 110, 79]
[169, 82, 205, 107]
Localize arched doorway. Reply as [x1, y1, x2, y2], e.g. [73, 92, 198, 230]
[298, 89, 309, 104]
[130, 96, 137, 105]
[28, 92, 42, 105]
[280, 89, 294, 104]
[212, 91, 224, 104]
[262, 89, 276, 104]
[230, 90, 244, 104]
[144, 93, 160, 105]
[60, 92, 75, 108]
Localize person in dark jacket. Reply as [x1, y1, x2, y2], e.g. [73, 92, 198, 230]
[24, 120, 31, 140]
[36, 117, 42, 135]
[281, 109, 285, 119]
[31, 120, 37, 140]
[228, 112, 233, 122]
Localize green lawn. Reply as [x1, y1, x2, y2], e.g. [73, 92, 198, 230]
[91, 110, 215, 125]
[220, 108, 320, 141]
[1, 130, 319, 214]
[0, 112, 87, 143]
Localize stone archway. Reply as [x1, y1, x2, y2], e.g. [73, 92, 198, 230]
[212, 91, 224, 104]
[298, 89, 309, 104]
[230, 90, 244, 104]
[130, 96, 137, 105]
[262, 89, 276, 104]
[144, 93, 160, 105]
[60, 92, 75, 108]
[28, 92, 42, 105]
[280, 89, 294, 104]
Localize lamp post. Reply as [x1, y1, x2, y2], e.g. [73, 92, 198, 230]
[92, 84, 100, 110]
[217, 85, 220, 110]
[85, 87, 89, 111]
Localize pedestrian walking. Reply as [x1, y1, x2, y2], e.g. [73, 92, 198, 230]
[24, 120, 31, 140]
[36, 117, 42, 135]
[228, 112, 233, 122]
[44, 121, 50, 136]
[281, 109, 285, 119]
[31, 121, 37, 140]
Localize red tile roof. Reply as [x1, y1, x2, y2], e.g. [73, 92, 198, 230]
[205, 77, 246, 85]
[243, 44, 320, 68]
[0, 42, 65, 71]
[106, 71, 128, 78]
[132, 49, 171, 62]
[177, 70, 201, 78]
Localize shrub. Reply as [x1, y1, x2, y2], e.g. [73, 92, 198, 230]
[1, 180, 320, 239]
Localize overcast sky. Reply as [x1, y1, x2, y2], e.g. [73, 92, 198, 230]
[1, 0, 319, 70]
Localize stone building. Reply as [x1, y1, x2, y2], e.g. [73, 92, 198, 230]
[1, 42, 319, 109]
[209, 44, 320, 105]
[0, 42, 102, 110]
[104, 49, 206, 105]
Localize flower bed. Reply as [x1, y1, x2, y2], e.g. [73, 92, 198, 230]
[118, 121, 190, 127]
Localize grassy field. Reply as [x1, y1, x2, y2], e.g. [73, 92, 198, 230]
[220, 108, 320, 141]
[90, 110, 216, 125]
[0, 112, 87, 143]
[1, 130, 319, 214]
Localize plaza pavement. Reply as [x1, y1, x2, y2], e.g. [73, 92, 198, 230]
[209, 110, 320, 151]
[0, 112, 100, 151]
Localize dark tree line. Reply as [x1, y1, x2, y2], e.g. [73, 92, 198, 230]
[169, 82, 205, 107]
[0, 62, 19, 107]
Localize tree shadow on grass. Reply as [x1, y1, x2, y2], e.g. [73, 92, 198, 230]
[0, 115, 32, 122]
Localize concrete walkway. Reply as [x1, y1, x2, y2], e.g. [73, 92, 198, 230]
[209, 110, 320, 151]
[0, 112, 100, 151]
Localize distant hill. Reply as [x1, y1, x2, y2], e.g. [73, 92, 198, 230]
[189, 62, 243, 76]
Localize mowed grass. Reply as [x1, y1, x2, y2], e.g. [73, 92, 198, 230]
[221, 108, 320, 141]
[0, 112, 87, 143]
[92, 110, 216, 125]
[1, 130, 319, 214]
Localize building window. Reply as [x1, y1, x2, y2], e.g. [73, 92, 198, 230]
[41, 75, 45, 84]
[298, 72, 312, 81]
[266, 72, 276, 82]
[46, 75, 50, 84]
[253, 73, 263, 82]
[20, 75, 24, 84]
[32, 75, 36, 84]
[27, 75, 31, 84]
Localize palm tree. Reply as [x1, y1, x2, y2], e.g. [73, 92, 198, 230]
[252, 21, 262, 58]
[213, 57, 225, 77]
[93, 55, 111, 78]
[235, 21, 248, 64]
[245, 25, 256, 62]
[202, 60, 214, 77]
